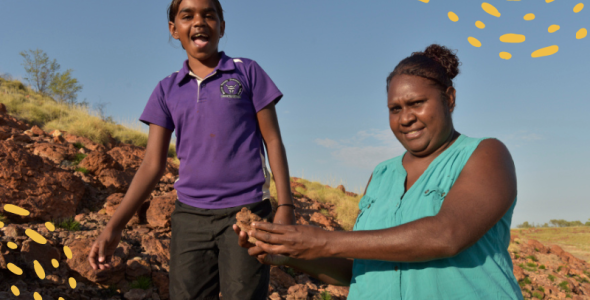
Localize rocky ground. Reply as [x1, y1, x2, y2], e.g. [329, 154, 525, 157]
[1, 103, 589, 300]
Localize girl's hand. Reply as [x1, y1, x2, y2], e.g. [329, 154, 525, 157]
[248, 222, 330, 260]
[88, 228, 122, 270]
[273, 206, 295, 225]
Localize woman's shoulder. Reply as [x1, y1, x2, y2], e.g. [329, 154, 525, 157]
[373, 154, 404, 172]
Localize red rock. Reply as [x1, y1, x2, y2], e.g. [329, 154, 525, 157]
[108, 144, 178, 175]
[126, 258, 151, 280]
[0, 103, 6, 114]
[7, 133, 31, 143]
[66, 239, 129, 284]
[345, 191, 358, 197]
[64, 134, 102, 151]
[0, 140, 85, 222]
[513, 265, 525, 282]
[0, 110, 29, 130]
[324, 285, 350, 298]
[33, 143, 76, 164]
[270, 266, 296, 289]
[98, 168, 133, 192]
[30, 125, 45, 136]
[79, 151, 121, 175]
[141, 235, 170, 269]
[20, 240, 61, 269]
[336, 185, 345, 193]
[286, 284, 308, 300]
[152, 271, 169, 300]
[146, 191, 177, 228]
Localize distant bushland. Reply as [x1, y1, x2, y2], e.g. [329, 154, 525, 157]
[517, 219, 590, 229]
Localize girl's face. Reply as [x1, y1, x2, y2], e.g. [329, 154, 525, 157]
[387, 74, 456, 157]
[169, 0, 225, 63]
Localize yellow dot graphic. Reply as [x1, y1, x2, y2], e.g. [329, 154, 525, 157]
[34, 260, 46, 279]
[448, 11, 459, 22]
[64, 246, 73, 259]
[52, 259, 59, 268]
[499, 52, 512, 60]
[59, 298, 65, 300]
[8, 242, 18, 249]
[468, 37, 482, 47]
[482, 3, 501, 17]
[7, 263, 23, 275]
[548, 25, 560, 33]
[0, 221, 4, 228]
[574, 3, 584, 13]
[531, 45, 559, 58]
[25, 229, 47, 244]
[546, 0, 555, 2]
[577, 28, 587, 39]
[69, 277, 77, 289]
[45, 222, 55, 231]
[418, 0, 429, 3]
[523, 13, 535, 21]
[475, 21, 486, 29]
[3, 204, 30, 216]
[34, 292, 42, 300]
[11, 285, 20, 296]
[500, 33, 526, 43]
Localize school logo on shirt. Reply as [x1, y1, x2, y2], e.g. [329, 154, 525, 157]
[220, 78, 243, 98]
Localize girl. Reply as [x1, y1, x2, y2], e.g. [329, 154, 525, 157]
[237, 44, 523, 299]
[88, 0, 295, 299]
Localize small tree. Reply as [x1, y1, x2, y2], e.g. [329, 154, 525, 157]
[50, 69, 83, 105]
[20, 49, 60, 95]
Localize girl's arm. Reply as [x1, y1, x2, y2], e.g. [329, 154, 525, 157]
[248, 139, 517, 262]
[256, 102, 294, 225]
[89, 124, 172, 270]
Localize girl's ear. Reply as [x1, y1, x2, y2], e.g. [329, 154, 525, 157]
[169, 21, 179, 40]
[445, 86, 456, 112]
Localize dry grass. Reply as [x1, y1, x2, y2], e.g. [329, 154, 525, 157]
[0, 78, 177, 159]
[511, 227, 590, 262]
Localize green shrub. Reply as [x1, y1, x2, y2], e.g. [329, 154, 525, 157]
[558, 281, 571, 292]
[548, 274, 556, 282]
[316, 291, 332, 300]
[75, 167, 89, 174]
[72, 153, 87, 165]
[514, 253, 520, 259]
[526, 262, 537, 269]
[0, 213, 6, 223]
[73, 142, 84, 149]
[55, 217, 81, 231]
[539, 265, 546, 270]
[527, 255, 538, 262]
[537, 287, 545, 292]
[130, 276, 152, 290]
[557, 266, 563, 272]
[518, 277, 531, 287]
[532, 292, 543, 299]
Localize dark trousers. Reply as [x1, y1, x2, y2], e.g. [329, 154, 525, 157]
[169, 199, 272, 300]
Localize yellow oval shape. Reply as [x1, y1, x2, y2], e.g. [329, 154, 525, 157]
[499, 52, 512, 60]
[0, 221, 4, 228]
[69, 277, 77, 289]
[52, 259, 59, 268]
[448, 11, 459, 22]
[8, 242, 18, 249]
[25, 229, 47, 244]
[574, 3, 584, 13]
[11, 285, 20, 296]
[45, 222, 55, 232]
[546, 0, 554, 2]
[500, 33, 526, 43]
[34, 260, 46, 279]
[418, 0, 429, 3]
[59, 298, 65, 300]
[3, 204, 30, 216]
[7, 263, 23, 275]
[64, 246, 73, 259]
[577, 28, 587, 39]
[482, 3, 501, 17]
[468, 37, 482, 47]
[524, 13, 535, 21]
[531, 45, 559, 58]
[548, 25, 560, 33]
[34, 292, 42, 300]
[475, 21, 486, 29]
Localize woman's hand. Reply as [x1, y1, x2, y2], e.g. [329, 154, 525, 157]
[248, 222, 331, 260]
[88, 228, 122, 270]
[232, 224, 289, 265]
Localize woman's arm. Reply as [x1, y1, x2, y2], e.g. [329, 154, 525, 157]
[249, 139, 516, 262]
[89, 124, 172, 270]
[256, 102, 295, 225]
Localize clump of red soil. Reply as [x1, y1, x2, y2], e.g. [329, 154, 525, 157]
[235, 207, 267, 244]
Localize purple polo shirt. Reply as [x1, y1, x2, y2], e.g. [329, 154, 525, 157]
[139, 52, 282, 209]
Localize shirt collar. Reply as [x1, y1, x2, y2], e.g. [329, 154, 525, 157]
[175, 52, 235, 86]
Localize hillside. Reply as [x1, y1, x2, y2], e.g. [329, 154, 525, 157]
[1, 80, 590, 299]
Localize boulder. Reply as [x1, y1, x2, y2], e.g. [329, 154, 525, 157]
[20, 240, 61, 270]
[66, 239, 129, 284]
[126, 257, 151, 280]
[33, 143, 76, 164]
[270, 266, 296, 289]
[98, 169, 133, 192]
[146, 191, 177, 228]
[79, 151, 121, 175]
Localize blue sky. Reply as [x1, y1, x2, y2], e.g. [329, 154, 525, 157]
[1, 0, 588, 226]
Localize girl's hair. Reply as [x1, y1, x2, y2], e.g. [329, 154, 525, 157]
[167, 0, 225, 23]
[386, 44, 460, 94]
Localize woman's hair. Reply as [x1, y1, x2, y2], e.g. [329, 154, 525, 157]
[386, 44, 460, 94]
[168, 0, 225, 23]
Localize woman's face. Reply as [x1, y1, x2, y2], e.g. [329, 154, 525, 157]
[387, 74, 456, 157]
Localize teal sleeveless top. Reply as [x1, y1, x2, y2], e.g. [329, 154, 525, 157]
[348, 135, 523, 300]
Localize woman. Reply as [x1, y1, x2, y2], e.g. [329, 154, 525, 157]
[234, 44, 523, 299]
